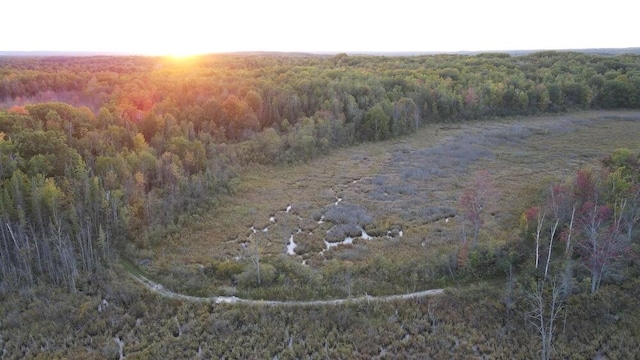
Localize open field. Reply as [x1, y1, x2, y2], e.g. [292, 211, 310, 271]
[140, 110, 640, 299]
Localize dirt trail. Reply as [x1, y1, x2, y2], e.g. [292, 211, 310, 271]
[130, 273, 444, 306]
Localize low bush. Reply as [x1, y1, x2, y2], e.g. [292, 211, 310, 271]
[208, 260, 245, 281]
[323, 203, 373, 226]
[326, 223, 363, 242]
[237, 263, 277, 287]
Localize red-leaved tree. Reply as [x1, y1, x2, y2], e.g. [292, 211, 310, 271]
[576, 201, 630, 293]
[459, 170, 497, 247]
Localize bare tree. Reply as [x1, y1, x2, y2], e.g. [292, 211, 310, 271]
[504, 263, 516, 317]
[534, 209, 544, 270]
[619, 187, 640, 242]
[248, 239, 262, 286]
[527, 277, 564, 360]
[563, 205, 577, 259]
[242, 208, 262, 285]
[527, 206, 558, 278]
[544, 219, 559, 280]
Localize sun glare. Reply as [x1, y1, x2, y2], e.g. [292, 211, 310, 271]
[166, 52, 200, 61]
[153, 44, 203, 59]
[141, 39, 209, 59]
[166, 44, 205, 59]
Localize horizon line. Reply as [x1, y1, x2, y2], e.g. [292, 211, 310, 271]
[1, 47, 639, 57]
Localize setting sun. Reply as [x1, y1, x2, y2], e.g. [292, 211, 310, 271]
[167, 53, 199, 60]
[159, 47, 206, 59]
[135, 36, 210, 58]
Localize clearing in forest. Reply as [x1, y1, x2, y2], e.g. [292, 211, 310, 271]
[138, 110, 640, 299]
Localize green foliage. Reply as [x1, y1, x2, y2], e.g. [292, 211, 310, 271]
[238, 263, 277, 287]
[13, 129, 81, 177]
[208, 260, 244, 280]
[596, 78, 638, 108]
[361, 103, 390, 141]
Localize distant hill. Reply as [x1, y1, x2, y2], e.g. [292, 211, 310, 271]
[345, 48, 640, 56]
[1, 48, 639, 57]
[502, 47, 640, 56]
[0, 51, 135, 57]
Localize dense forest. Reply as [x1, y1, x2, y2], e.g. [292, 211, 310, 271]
[1, 51, 640, 358]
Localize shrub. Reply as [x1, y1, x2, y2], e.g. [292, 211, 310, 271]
[326, 223, 363, 242]
[209, 260, 245, 280]
[237, 263, 277, 287]
[323, 203, 373, 226]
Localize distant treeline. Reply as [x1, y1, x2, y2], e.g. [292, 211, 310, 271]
[1, 51, 639, 290]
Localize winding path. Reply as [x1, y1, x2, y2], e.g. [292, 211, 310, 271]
[129, 273, 444, 306]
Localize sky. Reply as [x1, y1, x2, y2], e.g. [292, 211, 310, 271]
[2, 0, 637, 56]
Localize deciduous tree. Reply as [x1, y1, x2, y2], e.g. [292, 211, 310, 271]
[459, 170, 496, 246]
[576, 201, 630, 293]
[527, 277, 564, 360]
